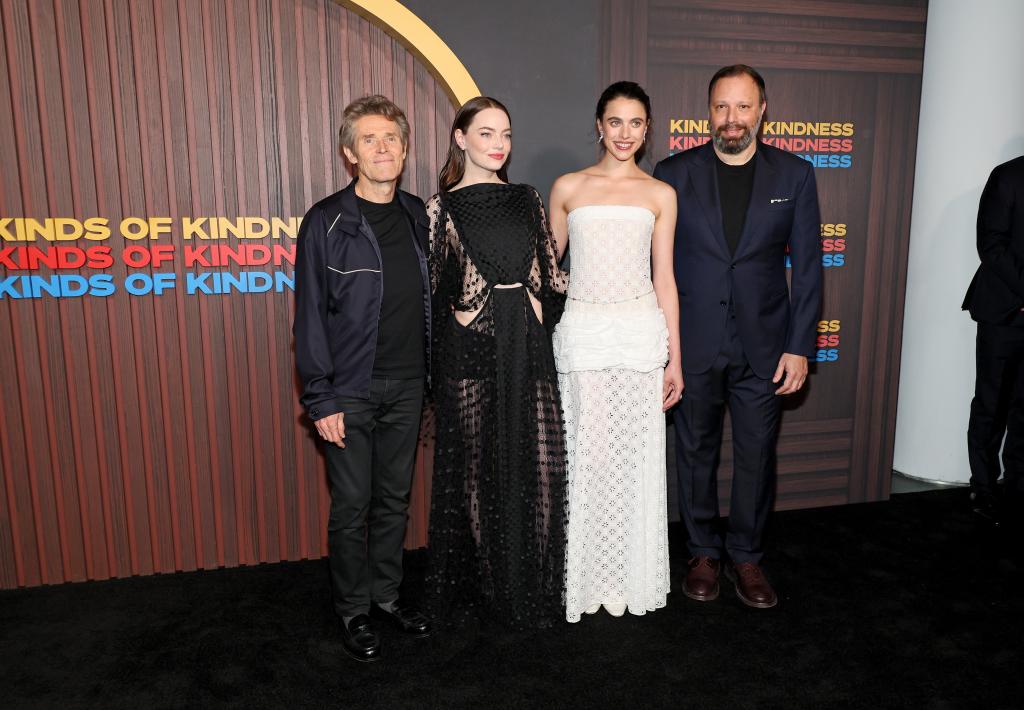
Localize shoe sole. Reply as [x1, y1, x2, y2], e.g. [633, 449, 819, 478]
[733, 587, 778, 609]
[682, 584, 719, 602]
[342, 646, 381, 663]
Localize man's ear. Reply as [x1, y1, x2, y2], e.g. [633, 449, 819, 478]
[342, 144, 357, 165]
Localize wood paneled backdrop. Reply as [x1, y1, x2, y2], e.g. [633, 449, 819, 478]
[0, 0, 927, 590]
[0, 0, 455, 588]
[603, 0, 927, 512]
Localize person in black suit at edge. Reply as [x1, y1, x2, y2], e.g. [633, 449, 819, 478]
[963, 155, 1024, 526]
[294, 95, 432, 661]
[653, 65, 823, 608]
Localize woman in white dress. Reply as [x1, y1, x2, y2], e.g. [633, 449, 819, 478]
[550, 81, 683, 622]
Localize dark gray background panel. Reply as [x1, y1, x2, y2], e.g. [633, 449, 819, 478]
[401, 0, 602, 200]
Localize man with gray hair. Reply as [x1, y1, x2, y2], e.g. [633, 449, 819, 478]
[294, 95, 431, 661]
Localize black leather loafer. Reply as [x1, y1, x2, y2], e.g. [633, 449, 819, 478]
[341, 614, 381, 662]
[371, 600, 432, 638]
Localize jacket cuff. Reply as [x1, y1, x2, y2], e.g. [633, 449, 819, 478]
[785, 337, 816, 359]
[306, 397, 344, 422]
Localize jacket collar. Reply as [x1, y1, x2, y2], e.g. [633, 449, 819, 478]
[689, 141, 726, 255]
[397, 190, 429, 230]
[333, 179, 428, 237]
[335, 180, 364, 238]
[734, 143, 778, 258]
[689, 140, 775, 258]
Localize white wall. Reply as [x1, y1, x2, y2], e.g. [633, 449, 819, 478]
[894, 0, 1024, 483]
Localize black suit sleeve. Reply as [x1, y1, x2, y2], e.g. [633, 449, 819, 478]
[976, 165, 1024, 300]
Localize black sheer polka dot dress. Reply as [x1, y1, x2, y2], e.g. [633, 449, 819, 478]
[426, 182, 568, 630]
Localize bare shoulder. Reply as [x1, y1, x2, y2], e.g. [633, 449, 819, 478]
[640, 173, 676, 199]
[637, 174, 677, 215]
[550, 172, 594, 212]
[551, 171, 589, 195]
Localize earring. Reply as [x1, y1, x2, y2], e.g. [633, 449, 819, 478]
[598, 131, 604, 141]
[643, 130, 647, 143]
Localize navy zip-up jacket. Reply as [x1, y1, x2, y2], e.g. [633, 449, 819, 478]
[293, 180, 431, 421]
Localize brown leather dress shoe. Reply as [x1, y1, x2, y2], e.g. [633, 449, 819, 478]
[727, 562, 778, 609]
[682, 556, 720, 601]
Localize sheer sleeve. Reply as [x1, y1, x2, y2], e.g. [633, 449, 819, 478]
[428, 193, 454, 395]
[532, 187, 568, 295]
[527, 186, 568, 331]
[427, 194, 447, 296]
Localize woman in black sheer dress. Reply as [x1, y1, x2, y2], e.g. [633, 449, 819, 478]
[427, 97, 568, 629]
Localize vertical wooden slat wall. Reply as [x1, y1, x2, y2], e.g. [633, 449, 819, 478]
[0, 0, 455, 589]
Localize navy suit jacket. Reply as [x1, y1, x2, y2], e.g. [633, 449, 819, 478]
[653, 141, 822, 379]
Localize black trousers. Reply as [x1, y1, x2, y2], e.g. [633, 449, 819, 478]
[967, 322, 1024, 499]
[324, 376, 424, 618]
[673, 316, 780, 564]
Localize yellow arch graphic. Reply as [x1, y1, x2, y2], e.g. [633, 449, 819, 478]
[337, 0, 481, 106]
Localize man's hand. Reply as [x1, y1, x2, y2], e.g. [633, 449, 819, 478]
[773, 353, 808, 395]
[663, 361, 684, 411]
[314, 412, 346, 448]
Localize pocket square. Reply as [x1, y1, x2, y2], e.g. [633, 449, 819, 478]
[769, 197, 791, 204]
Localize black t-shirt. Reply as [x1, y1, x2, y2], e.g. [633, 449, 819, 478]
[357, 194, 425, 378]
[715, 152, 757, 256]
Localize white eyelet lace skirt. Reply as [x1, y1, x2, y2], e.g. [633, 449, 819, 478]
[553, 292, 671, 623]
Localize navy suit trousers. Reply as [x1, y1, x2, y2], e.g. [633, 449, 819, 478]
[673, 313, 780, 564]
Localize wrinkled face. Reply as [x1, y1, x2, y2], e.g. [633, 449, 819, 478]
[455, 107, 511, 174]
[343, 115, 407, 183]
[597, 97, 648, 162]
[709, 74, 765, 155]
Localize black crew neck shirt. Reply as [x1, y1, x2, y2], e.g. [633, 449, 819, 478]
[715, 152, 757, 256]
[356, 193, 424, 378]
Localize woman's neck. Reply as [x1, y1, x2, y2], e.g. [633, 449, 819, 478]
[594, 152, 644, 178]
[452, 162, 505, 190]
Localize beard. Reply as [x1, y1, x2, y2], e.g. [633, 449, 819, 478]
[712, 114, 761, 154]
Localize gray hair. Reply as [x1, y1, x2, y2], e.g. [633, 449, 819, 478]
[338, 94, 410, 153]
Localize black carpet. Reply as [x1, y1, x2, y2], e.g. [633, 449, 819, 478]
[2, 488, 1022, 710]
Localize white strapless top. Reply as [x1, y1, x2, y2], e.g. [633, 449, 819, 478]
[565, 205, 656, 304]
[553, 205, 668, 374]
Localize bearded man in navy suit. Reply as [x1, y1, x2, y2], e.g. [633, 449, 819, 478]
[654, 65, 822, 608]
